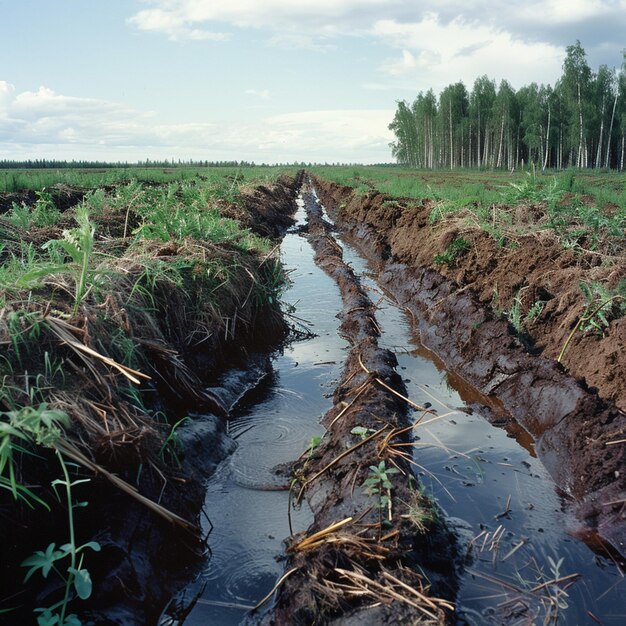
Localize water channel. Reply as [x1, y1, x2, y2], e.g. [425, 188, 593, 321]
[166, 192, 624, 625]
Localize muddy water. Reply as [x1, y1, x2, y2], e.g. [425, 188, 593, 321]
[338, 245, 625, 625]
[168, 197, 624, 625]
[164, 200, 346, 624]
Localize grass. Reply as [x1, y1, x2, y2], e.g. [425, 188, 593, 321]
[433, 237, 470, 267]
[0, 165, 301, 193]
[0, 165, 298, 620]
[309, 165, 625, 256]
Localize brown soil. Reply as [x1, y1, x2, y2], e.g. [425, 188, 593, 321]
[261, 187, 458, 625]
[0, 173, 305, 623]
[0, 183, 87, 214]
[311, 175, 625, 557]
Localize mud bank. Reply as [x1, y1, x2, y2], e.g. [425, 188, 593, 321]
[311, 175, 625, 557]
[259, 188, 458, 625]
[0, 173, 305, 623]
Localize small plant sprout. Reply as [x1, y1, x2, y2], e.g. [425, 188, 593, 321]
[558, 280, 626, 363]
[351, 425, 375, 440]
[363, 460, 400, 524]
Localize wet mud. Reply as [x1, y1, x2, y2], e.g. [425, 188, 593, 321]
[258, 187, 458, 625]
[311, 175, 625, 557]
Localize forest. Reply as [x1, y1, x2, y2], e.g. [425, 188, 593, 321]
[389, 41, 626, 171]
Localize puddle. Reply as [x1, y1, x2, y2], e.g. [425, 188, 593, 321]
[166, 196, 625, 625]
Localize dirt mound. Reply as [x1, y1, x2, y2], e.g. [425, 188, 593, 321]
[311, 175, 625, 557]
[242, 172, 305, 239]
[260, 188, 458, 625]
[313, 178, 626, 411]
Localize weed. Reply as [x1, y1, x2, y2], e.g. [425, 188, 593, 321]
[401, 486, 436, 533]
[159, 416, 191, 467]
[505, 290, 545, 335]
[362, 460, 400, 521]
[23, 453, 101, 626]
[43, 205, 101, 313]
[558, 280, 626, 363]
[0, 403, 100, 624]
[525, 299, 545, 324]
[433, 237, 470, 267]
[6, 192, 61, 230]
[578, 280, 626, 334]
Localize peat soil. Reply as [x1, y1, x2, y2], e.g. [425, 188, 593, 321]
[311, 175, 625, 558]
[255, 187, 458, 625]
[0, 174, 305, 624]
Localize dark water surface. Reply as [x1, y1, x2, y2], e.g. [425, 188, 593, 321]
[168, 196, 624, 625]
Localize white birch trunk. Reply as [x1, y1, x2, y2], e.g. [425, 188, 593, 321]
[604, 91, 618, 168]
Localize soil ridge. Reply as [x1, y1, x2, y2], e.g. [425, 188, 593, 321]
[310, 175, 625, 558]
[259, 186, 458, 625]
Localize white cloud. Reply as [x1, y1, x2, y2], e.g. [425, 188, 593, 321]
[128, 0, 397, 33]
[516, 0, 621, 24]
[127, 8, 229, 41]
[245, 89, 271, 100]
[127, 0, 626, 40]
[374, 15, 563, 90]
[0, 82, 392, 162]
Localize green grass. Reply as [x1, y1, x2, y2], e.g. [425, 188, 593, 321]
[0, 165, 300, 193]
[309, 165, 625, 255]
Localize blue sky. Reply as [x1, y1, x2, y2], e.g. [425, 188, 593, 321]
[1, 1, 625, 164]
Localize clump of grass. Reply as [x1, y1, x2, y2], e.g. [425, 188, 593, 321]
[6, 191, 62, 230]
[558, 280, 626, 363]
[401, 486, 437, 533]
[434, 237, 470, 267]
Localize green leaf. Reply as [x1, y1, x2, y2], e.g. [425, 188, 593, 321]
[70, 567, 93, 600]
[79, 541, 101, 553]
[36, 609, 60, 626]
[21, 543, 64, 581]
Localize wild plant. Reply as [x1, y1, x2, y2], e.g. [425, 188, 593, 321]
[363, 460, 400, 523]
[505, 172, 561, 208]
[401, 485, 436, 533]
[83, 189, 107, 216]
[505, 290, 545, 335]
[22, 453, 101, 626]
[0, 403, 100, 625]
[433, 237, 470, 266]
[558, 280, 626, 363]
[578, 280, 626, 334]
[159, 416, 191, 467]
[6, 308, 45, 366]
[42, 205, 99, 314]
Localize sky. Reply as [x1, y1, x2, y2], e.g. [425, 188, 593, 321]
[1, 1, 625, 164]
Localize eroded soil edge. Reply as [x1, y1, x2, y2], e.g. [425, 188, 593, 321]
[0, 174, 304, 624]
[311, 175, 625, 558]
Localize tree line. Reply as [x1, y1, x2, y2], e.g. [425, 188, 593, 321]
[0, 159, 259, 169]
[389, 42, 626, 170]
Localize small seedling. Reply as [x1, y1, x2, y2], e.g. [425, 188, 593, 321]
[363, 460, 400, 523]
[350, 425, 375, 440]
